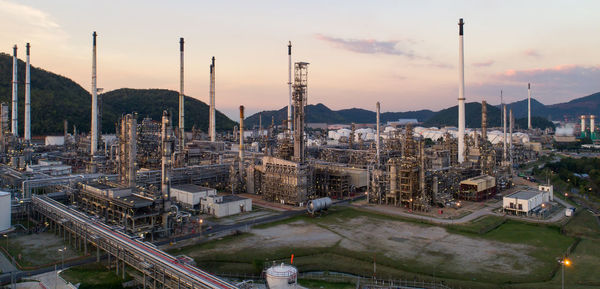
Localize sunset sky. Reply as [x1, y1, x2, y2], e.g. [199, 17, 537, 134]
[1, 0, 599, 119]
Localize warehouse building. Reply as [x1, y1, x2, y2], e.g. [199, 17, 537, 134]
[503, 186, 554, 216]
[201, 195, 252, 218]
[171, 184, 216, 211]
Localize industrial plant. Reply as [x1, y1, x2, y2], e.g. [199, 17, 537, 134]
[0, 16, 587, 289]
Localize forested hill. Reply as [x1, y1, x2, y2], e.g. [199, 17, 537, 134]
[102, 88, 236, 133]
[0, 53, 235, 135]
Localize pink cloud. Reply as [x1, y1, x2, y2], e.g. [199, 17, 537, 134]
[472, 60, 494, 67]
[523, 49, 541, 58]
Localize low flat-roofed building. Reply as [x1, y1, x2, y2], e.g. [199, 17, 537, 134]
[171, 184, 217, 209]
[201, 194, 252, 218]
[26, 160, 72, 176]
[503, 186, 554, 216]
[458, 175, 496, 201]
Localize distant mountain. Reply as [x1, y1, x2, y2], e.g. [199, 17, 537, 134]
[499, 98, 550, 119]
[0, 53, 235, 135]
[101, 88, 236, 133]
[515, 116, 555, 130]
[423, 102, 502, 128]
[503, 92, 600, 121]
[245, 104, 434, 128]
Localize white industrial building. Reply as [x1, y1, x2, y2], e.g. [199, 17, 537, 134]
[201, 195, 252, 218]
[171, 184, 217, 210]
[503, 185, 554, 216]
[0, 191, 11, 232]
[26, 160, 72, 176]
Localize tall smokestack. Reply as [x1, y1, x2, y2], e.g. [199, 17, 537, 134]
[457, 18, 466, 164]
[209, 56, 216, 142]
[179, 37, 185, 149]
[11, 45, 18, 137]
[481, 100, 487, 142]
[376, 101, 381, 165]
[91, 33, 98, 155]
[527, 83, 532, 130]
[287, 41, 293, 134]
[509, 108, 513, 162]
[581, 115, 586, 134]
[160, 111, 173, 230]
[502, 91, 507, 162]
[239, 106, 244, 178]
[25, 43, 31, 142]
[591, 115, 595, 138]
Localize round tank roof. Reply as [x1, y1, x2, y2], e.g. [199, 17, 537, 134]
[266, 263, 297, 277]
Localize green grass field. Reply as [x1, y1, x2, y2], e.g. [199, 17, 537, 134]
[563, 210, 600, 240]
[60, 263, 130, 289]
[170, 207, 596, 289]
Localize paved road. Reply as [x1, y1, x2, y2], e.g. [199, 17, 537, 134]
[0, 251, 17, 274]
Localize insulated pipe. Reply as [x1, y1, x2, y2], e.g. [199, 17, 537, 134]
[25, 43, 31, 142]
[179, 38, 185, 149]
[12, 45, 18, 137]
[457, 18, 466, 164]
[287, 41, 292, 134]
[528, 83, 532, 130]
[91, 33, 97, 155]
[376, 101, 380, 165]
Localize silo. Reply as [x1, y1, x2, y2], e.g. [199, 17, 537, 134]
[0, 191, 10, 232]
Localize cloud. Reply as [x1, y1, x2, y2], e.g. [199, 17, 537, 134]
[0, 1, 68, 45]
[315, 34, 417, 59]
[469, 65, 600, 104]
[523, 49, 541, 58]
[472, 60, 494, 67]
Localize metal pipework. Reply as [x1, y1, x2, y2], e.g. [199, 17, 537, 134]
[25, 43, 31, 142]
[91, 32, 98, 156]
[11, 45, 18, 137]
[178, 37, 185, 149]
[457, 18, 466, 164]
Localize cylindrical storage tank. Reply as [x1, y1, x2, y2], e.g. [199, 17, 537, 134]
[266, 263, 297, 289]
[307, 197, 332, 214]
[0, 191, 10, 232]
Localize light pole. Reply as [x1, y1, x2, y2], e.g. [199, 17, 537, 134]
[58, 247, 66, 269]
[3, 234, 7, 251]
[558, 257, 571, 289]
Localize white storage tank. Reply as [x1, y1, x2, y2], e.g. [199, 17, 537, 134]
[266, 263, 297, 289]
[307, 197, 332, 214]
[0, 191, 11, 232]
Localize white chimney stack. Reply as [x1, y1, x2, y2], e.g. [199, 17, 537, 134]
[591, 115, 595, 136]
[91, 32, 98, 155]
[287, 41, 293, 134]
[11, 45, 18, 137]
[527, 83, 532, 130]
[457, 18, 466, 164]
[376, 101, 380, 164]
[209, 56, 216, 142]
[179, 37, 185, 149]
[25, 43, 31, 142]
[581, 115, 586, 133]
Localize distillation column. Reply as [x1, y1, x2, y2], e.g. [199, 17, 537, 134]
[481, 100, 487, 142]
[161, 111, 173, 231]
[293, 62, 309, 163]
[528, 83, 532, 130]
[287, 41, 293, 134]
[376, 101, 381, 165]
[239, 106, 244, 180]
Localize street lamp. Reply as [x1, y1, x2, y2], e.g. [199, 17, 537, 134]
[3, 234, 8, 251]
[58, 247, 67, 269]
[558, 257, 572, 289]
